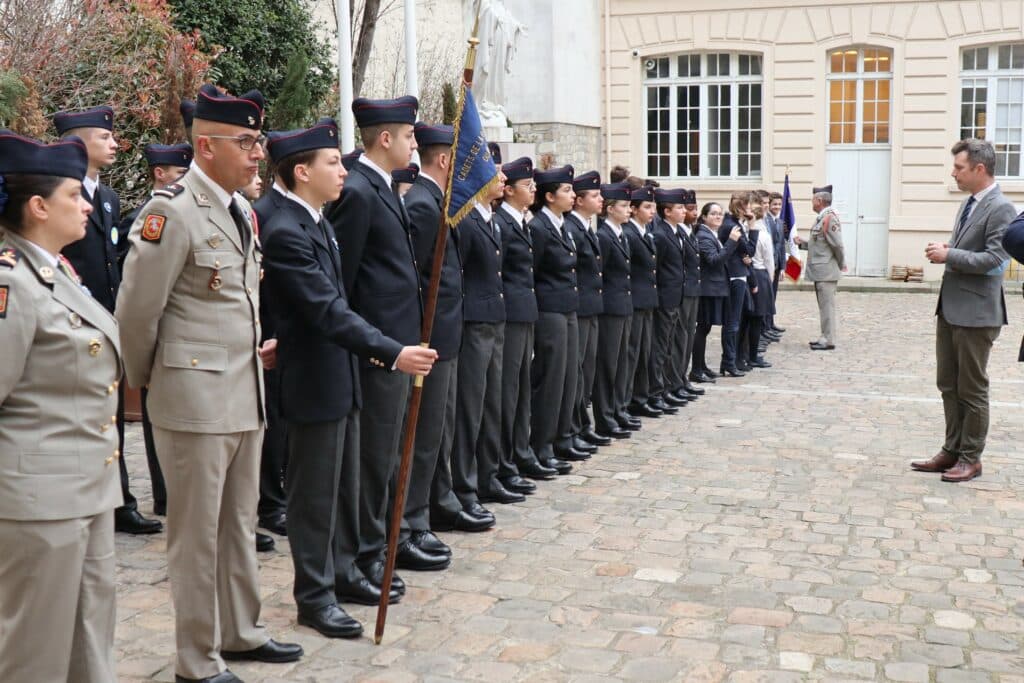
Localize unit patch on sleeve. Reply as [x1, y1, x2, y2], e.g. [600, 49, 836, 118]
[0, 285, 8, 318]
[141, 214, 167, 243]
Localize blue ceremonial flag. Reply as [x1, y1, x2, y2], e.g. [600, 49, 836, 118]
[443, 85, 499, 227]
[781, 173, 796, 231]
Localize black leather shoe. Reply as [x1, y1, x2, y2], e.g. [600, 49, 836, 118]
[396, 539, 451, 571]
[518, 460, 558, 480]
[720, 366, 746, 377]
[255, 532, 275, 552]
[683, 382, 704, 395]
[749, 358, 771, 368]
[361, 559, 406, 595]
[663, 393, 688, 407]
[541, 457, 573, 475]
[499, 475, 537, 495]
[628, 403, 661, 418]
[480, 482, 527, 504]
[736, 360, 752, 372]
[650, 399, 678, 415]
[673, 389, 696, 402]
[115, 508, 163, 535]
[176, 671, 243, 683]
[431, 508, 496, 532]
[596, 426, 631, 439]
[411, 529, 451, 555]
[335, 577, 400, 606]
[223, 638, 304, 663]
[463, 501, 495, 520]
[771, 325, 786, 333]
[701, 367, 719, 379]
[258, 513, 287, 537]
[297, 604, 363, 638]
[809, 341, 836, 351]
[579, 429, 612, 446]
[554, 446, 591, 461]
[618, 420, 641, 431]
[153, 500, 166, 516]
[571, 436, 598, 453]
[689, 372, 714, 384]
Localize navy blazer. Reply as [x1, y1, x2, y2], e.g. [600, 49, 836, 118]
[263, 199, 403, 422]
[252, 187, 290, 342]
[62, 183, 121, 312]
[651, 216, 685, 309]
[597, 221, 633, 316]
[405, 176, 463, 359]
[623, 220, 658, 310]
[679, 222, 702, 296]
[495, 205, 538, 323]
[718, 213, 757, 280]
[696, 223, 739, 297]
[564, 212, 604, 317]
[457, 208, 506, 323]
[530, 210, 579, 313]
[766, 213, 787, 273]
[253, 186, 288, 228]
[325, 161, 423, 349]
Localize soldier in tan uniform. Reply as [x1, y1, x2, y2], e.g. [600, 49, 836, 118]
[0, 131, 122, 682]
[795, 184, 846, 350]
[116, 85, 301, 683]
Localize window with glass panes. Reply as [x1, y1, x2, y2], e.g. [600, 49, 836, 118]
[960, 43, 1024, 178]
[827, 47, 892, 145]
[642, 52, 763, 179]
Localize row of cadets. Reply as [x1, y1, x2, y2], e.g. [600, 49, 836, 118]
[622, 182, 660, 419]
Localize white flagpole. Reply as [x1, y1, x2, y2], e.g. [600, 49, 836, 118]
[337, 0, 355, 151]
[404, 0, 419, 98]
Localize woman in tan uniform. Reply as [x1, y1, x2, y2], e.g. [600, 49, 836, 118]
[0, 130, 123, 682]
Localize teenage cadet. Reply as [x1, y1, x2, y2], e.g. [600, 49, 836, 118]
[623, 184, 660, 419]
[674, 190, 704, 399]
[649, 188, 688, 412]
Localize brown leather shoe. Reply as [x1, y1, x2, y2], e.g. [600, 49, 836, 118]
[941, 461, 982, 483]
[910, 451, 959, 473]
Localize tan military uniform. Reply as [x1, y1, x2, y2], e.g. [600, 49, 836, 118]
[116, 165, 267, 679]
[0, 229, 122, 683]
[799, 207, 845, 345]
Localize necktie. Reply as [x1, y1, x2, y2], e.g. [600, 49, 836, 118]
[319, 218, 341, 276]
[957, 196, 976, 236]
[620, 232, 628, 251]
[228, 200, 251, 252]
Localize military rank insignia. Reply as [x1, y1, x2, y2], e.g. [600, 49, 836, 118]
[0, 247, 19, 268]
[141, 214, 166, 243]
[0, 285, 8, 318]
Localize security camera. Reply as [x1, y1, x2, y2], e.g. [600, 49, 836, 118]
[632, 48, 640, 57]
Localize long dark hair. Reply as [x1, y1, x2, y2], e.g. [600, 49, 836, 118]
[0, 173, 66, 233]
[697, 202, 723, 230]
[529, 181, 563, 215]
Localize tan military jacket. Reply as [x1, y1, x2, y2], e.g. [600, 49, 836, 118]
[801, 207, 846, 282]
[116, 166, 265, 434]
[0, 230, 123, 521]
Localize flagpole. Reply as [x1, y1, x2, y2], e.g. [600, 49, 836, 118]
[374, 17, 483, 646]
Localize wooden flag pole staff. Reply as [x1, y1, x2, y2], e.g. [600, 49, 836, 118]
[374, 24, 482, 645]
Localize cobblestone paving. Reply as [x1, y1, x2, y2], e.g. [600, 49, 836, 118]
[115, 290, 1024, 682]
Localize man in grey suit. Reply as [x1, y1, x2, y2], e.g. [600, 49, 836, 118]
[912, 139, 1016, 483]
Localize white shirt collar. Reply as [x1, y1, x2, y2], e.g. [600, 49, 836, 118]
[500, 202, 525, 225]
[359, 154, 394, 188]
[604, 219, 623, 238]
[676, 222, 691, 236]
[570, 211, 593, 230]
[22, 238, 60, 268]
[475, 202, 493, 222]
[629, 217, 646, 235]
[541, 206, 563, 229]
[421, 173, 443, 193]
[272, 182, 288, 197]
[972, 182, 997, 203]
[190, 162, 233, 208]
[82, 175, 98, 200]
[285, 191, 323, 224]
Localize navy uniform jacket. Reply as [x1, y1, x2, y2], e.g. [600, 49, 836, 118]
[679, 223, 702, 296]
[696, 223, 739, 297]
[564, 212, 604, 317]
[405, 175, 463, 359]
[457, 207, 505, 323]
[718, 214, 757, 280]
[529, 210, 578, 313]
[63, 183, 121, 312]
[253, 187, 289, 342]
[623, 221, 658, 310]
[597, 221, 633, 316]
[263, 199, 403, 423]
[325, 161, 423, 352]
[651, 216, 685, 309]
[766, 213, 787, 273]
[495, 206, 538, 324]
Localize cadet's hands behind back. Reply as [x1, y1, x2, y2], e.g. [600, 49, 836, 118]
[396, 346, 439, 376]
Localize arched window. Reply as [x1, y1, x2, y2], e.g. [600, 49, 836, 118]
[826, 47, 892, 145]
[961, 43, 1024, 177]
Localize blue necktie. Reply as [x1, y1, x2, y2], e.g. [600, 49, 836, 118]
[957, 196, 976, 236]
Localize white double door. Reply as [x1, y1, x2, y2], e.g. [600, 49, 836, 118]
[824, 148, 891, 277]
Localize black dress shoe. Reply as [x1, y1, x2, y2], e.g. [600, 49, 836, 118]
[115, 508, 163, 535]
[688, 372, 713, 384]
[361, 559, 406, 594]
[517, 460, 558, 480]
[396, 539, 451, 571]
[749, 358, 771, 368]
[662, 393, 688, 407]
[258, 513, 287, 537]
[618, 420, 641, 431]
[297, 604, 363, 639]
[736, 360, 752, 372]
[411, 529, 451, 555]
[683, 382, 704, 395]
[673, 389, 696, 402]
[223, 638, 304, 663]
[153, 501, 167, 516]
[571, 436, 598, 453]
[579, 429, 612, 446]
[431, 508, 496, 532]
[541, 457, 573, 475]
[701, 367, 719, 379]
[554, 445, 591, 461]
[650, 399, 678, 415]
[255, 532, 275, 552]
[596, 426, 631, 439]
[719, 366, 746, 377]
[463, 501, 495, 520]
[335, 577, 400, 606]
[175, 671, 243, 683]
[499, 475, 537, 495]
[809, 342, 836, 351]
[628, 403, 662, 418]
[771, 325, 786, 333]
[480, 482, 527, 504]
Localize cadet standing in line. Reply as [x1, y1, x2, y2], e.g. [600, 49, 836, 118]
[563, 170, 609, 453]
[117, 85, 302, 683]
[495, 157, 559, 482]
[0, 131, 123, 683]
[622, 183, 661, 419]
[673, 189, 705, 399]
[55, 106, 164, 536]
[649, 188, 689, 413]
[794, 185, 845, 351]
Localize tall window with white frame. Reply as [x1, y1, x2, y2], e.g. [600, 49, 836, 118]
[642, 52, 763, 180]
[961, 43, 1024, 178]
[826, 47, 892, 146]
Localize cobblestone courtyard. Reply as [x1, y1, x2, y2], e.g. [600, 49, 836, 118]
[115, 289, 1024, 682]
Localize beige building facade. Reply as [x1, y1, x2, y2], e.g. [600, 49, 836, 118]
[604, 0, 1024, 278]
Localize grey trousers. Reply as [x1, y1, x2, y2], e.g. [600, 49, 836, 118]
[531, 311, 570, 459]
[651, 305, 681, 397]
[452, 322, 504, 503]
[626, 308, 654, 406]
[502, 322, 539, 470]
[572, 314, 599, 436]
[936, 313, 1001, 464]
[678, 296, 699, 383]
[594, 314, 631, 432]
[403, 357, 458, 532]
[813, 280, 838, 345]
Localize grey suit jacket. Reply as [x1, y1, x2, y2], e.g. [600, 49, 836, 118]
[936, 185, 1016, 328]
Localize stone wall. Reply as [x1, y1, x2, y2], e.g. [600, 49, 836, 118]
[512, 122, 602, 172]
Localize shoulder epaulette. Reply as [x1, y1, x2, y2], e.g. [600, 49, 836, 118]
[152, 183, 186, 199]
[0, 247, 21, 268]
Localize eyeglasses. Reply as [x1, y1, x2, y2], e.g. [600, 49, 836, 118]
[205, 133, 267, 151]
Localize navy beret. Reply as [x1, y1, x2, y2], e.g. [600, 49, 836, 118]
[53, 106, 114, 135]
[341, 148, 363, 171]
[813, 184, 833, 194]
[180, 100, 196, 129]
[573, 170, 601, 193]
[266, 119, 339, 164]
[392, 163, 419, 184]
[488, 142, 502, 166]
[600, 182, 631, 201]
[1002, 211, 1024, 263]
[0, 130, 88, 180]
[414, 122, 454, 148]
[630, 185, 655, 202]
[195, 84, 264, 130]
[534, 164, 574, 186]
[144, 143, 193, 168]
[352, 95, 418, 128]
[682, 189, 697, 205]
[654, 188, 686, 204]
[502, 157, 533, 182]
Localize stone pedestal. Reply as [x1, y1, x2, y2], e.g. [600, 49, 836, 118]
[483, 126, 514, 143]
[492, 141, 536, 165]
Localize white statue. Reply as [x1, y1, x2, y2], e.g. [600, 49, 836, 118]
[469, 0, 525, 128]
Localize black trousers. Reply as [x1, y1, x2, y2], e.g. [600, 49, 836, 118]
[452, 322, 505, 504]
[571, 315, 599, 436]
[676, 296, 699, 384]
[769, 266, 782, 328]
[139, 387, 166, 511]
[531, 311, 570, 460]
[722, 279, 747, 370]
[626, 308, 654, 407]
[286, 413, 361, 610]
[593, 314, 630, 433]
[257, 367, 287, 521]
[650, 306, 680, 399]
[554, 312, 580, 449]
[501, 322, 540, 470]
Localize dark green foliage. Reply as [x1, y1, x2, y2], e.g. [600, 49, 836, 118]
[441, 81, 457, 125]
